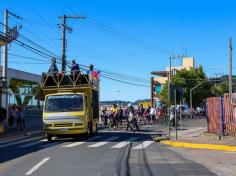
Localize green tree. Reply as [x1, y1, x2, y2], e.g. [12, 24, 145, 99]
[160, 66, 212, 107]
[9, 78, 40, 106]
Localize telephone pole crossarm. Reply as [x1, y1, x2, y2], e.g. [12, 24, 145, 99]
[58, 15, 86, 72]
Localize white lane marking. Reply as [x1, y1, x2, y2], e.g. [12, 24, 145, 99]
[63, 142, 85, 148]
[25, 157, 50, 175]
[132, 141, 154, 149]
[62, 136, 102, 148]
[111, 137, 138, 149]
[0, 136, 42, 149]
[88, 136, 120, 148]
[17, 140, 44, 148]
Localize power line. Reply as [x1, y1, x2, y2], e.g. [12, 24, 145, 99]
[0, 22, 59, 59]
[22, 0, 60, 36]
[0, 51, 50, 63]
[101, 75, 150, 88]
[70, 0, 172, 54]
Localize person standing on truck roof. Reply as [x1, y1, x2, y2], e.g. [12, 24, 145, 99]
[48, 57, 58, 73]
[70, 59, 80, 73]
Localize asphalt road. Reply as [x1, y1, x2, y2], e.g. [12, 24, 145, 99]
[0, 124, 216, 176]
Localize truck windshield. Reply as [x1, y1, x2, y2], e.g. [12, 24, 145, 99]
[45, 94, 84, 112]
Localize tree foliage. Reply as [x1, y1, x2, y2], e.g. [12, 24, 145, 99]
[160, 66, 213, 107]
[9, 78, 40, 106]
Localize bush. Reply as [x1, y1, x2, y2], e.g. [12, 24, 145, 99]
[0, 107, 7, 122]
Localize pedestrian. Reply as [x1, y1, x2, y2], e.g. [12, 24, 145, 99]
[17, 106, 26, 131]
[48, 57, 59, 73]
[8, 104, 18, 127]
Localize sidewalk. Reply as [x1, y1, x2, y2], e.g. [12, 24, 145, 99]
[0, 115, 43, 143]
[158, 118, 236, 176]
[165, 118, 236, 149]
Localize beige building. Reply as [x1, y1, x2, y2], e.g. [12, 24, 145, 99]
[151, 57, 195, 106]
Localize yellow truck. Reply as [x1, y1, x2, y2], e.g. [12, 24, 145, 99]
[41, 71, 99, 141]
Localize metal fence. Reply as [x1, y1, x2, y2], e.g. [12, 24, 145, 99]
[207, 95, 236, 137]
[207, 97, 223, 136]
[223, 94, 236, 136]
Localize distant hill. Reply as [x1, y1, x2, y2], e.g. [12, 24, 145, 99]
[100, 100, 132, 106]
[100, 99, 150, 106]
[134, 99, 151, 105]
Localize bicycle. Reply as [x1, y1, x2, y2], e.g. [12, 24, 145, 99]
[107, 114, 118, 131]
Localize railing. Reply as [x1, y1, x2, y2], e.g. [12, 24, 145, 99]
[41, 71, 98, 90]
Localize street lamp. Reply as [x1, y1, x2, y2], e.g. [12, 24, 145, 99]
[190, 79, 221, 118]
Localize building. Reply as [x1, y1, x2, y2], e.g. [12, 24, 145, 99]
[151, 57, 195, 106]
[0, 66, 41, 108]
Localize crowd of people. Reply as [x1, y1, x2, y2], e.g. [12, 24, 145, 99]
[8, 104, 25, 131]
[100, 103, 207, 130]
[100, 103, 171, 130]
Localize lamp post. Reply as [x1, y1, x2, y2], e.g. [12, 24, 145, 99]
[190, 79, 221, 118]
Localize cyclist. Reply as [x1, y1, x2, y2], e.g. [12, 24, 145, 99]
[126, 103, 139, 131]
[110, 104, 118, 128]
[101, 106, 108, 127]
[118, 106, 124, 125]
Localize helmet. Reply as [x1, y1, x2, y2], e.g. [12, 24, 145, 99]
[127, 103, 132, 107]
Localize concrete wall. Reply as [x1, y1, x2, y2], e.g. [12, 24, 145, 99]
[153, 77, 168, 85]
[166, 57, 195, 71]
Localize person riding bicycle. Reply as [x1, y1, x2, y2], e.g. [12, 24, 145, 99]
[110, 104, 118, 128]
[126, 103, 139, 131]
[138, 104, 145, 117]
[118, 106, 123, 125]
[101, 106, 108, 127]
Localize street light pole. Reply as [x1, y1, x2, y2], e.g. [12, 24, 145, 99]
[168, 57, 172, 139]
[190, 80, 207, 118]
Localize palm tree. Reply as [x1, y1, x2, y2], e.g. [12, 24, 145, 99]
[9, 78, 40, 106]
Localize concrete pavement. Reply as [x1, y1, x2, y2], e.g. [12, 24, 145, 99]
[0, 123, 216, 176]
[159, 118, 236, 176]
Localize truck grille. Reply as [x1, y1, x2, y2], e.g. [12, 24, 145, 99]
[53, 123, 73, 127]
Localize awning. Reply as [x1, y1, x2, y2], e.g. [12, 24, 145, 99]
[151, 71, 168, 77]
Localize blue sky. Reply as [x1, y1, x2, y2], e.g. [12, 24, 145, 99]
[0, 0, 236, 101]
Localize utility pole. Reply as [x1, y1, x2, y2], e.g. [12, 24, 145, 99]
[151, 77, 154, 107]
[229, 37, 233, 122]
[58, 15, 86, 72]
[3, 9, 8, 87]
[229, 37, 232, 101]
[168, 57, 172, 106]
[168, 57, 172, 139]
[2, 9, 21, 110]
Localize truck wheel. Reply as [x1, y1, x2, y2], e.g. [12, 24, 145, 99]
[46, 134, 52, 142]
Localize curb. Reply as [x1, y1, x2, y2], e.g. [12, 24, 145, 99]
[160, 140, 236, 152]
[0, 130, 43, 143]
